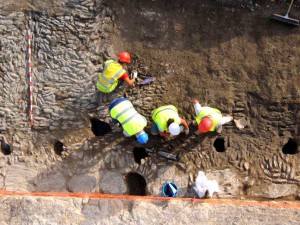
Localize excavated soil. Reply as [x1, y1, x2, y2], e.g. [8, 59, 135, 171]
[0, 0, 300, 221]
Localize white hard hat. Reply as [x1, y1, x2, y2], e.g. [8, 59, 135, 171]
[168, 122, 180, 136]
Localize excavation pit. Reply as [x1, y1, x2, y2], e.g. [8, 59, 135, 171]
[54, 140, 64, 155]
[90, 118, 112, 136]
[125, 172, 147, 196]
[1, 141, 11, 155]
[282, 139, 298, 155]
[133, 147, 148, 164]
[213, 137, 226, 152]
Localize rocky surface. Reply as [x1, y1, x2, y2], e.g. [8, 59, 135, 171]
[1, 195, 300, 225]
[0, 0, 300, 223]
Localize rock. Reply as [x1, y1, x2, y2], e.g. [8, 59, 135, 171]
[99, 170, 126, 194]
[259, 183, 298, 199]
[67, 174, 96, 192]
[206, 169, 241, 198]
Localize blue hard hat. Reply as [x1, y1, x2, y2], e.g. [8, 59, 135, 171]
[137, 132, 148, 144]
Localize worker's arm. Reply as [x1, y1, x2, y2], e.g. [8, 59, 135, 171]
[180, 118, 189, 130]
[159, 131, 170, 137]
[193, 99, 202, 116]
[123, 77, 135, 85]
[218, 116, 233, 126]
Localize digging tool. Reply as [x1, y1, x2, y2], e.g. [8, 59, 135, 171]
[130, 70, 156, 85]
[140, 77, 156, 85]
[158, 151, 182, 161]
[270, 0, 299, 26]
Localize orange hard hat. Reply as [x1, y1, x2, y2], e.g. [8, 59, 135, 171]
[198, 117, 213, 133]
[118, 52, 131, 63]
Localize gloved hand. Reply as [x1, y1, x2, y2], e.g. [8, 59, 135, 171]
[131, 70, 138, 79]
[185, 129, 190, 135]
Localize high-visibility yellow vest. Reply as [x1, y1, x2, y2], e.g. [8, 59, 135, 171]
[97, 60, 126, 93]
[196, 107, 222, 131]
[110, 99, 147, 136]
[151, 105, 181, 132]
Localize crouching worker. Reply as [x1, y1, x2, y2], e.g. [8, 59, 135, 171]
[151, 105, 189, 139]
[97, 52, 137, 94]
[193, 100, 233, 133]
[109, 97, 148, 144]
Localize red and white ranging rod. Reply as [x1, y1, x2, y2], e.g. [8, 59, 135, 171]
[27, 30, 34, 126]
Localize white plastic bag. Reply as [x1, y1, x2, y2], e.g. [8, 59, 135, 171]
[193, 171, 219, 198]
[206, 180, 220, 197]
[193, 171, 208, 198]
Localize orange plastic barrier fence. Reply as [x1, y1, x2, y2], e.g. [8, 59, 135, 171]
[0, 189, 300, 209]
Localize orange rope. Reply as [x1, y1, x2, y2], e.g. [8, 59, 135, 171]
[0, 189, 300, 209]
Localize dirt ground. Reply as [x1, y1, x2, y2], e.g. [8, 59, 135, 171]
[110, 0, 300, 200]
[0, 0, 300, 223]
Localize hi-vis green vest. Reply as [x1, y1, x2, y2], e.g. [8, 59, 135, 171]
[151, 105, 181, 132]
[97, 60, 126, 93]
[196, 107, 222, 131]
[110, 99, 147, 136]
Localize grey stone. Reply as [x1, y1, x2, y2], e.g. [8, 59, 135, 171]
[67, 174, 97, 192]
[99, 170, 127, 194]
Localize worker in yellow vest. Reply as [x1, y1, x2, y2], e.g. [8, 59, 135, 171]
[97, 52, 137, 93]
[192, 100, 233, 133]
[109, 98, 148, 144]
[151, 105, 189, 138]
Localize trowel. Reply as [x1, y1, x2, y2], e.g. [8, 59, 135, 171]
[140, 77, 156, 85]
[234, 117, 248, 130]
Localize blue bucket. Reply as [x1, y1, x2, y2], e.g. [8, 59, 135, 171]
[162, 182, 178, 197]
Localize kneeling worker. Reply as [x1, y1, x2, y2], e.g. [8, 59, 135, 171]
[109, 97, 148, 144]
[192, 100, 233, 133]
[151, 105, 189, 138]
[97, 52, 137, 93]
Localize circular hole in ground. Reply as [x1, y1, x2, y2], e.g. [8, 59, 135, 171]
[282, 139, 298, 155]
[213, 137, 226, 152]
[54, 140, 64, 155]
[1, 141, 11, 155]
[125, 172, 147, 196]
[133, 147, 148, 164]
[90, 118, 112, 136]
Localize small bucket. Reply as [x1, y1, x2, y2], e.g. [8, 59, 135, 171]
[162, 182, 178, 197]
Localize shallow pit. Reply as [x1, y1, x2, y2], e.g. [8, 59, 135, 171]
[133, 147, 148, 164]
[213, 137, 226, 152]
[54, 140, 64, 155]
[1, 140, 11, 155]
[125, 172, 147, 196]
[282, 139, 298, 155]
[90, 118, 112, 136]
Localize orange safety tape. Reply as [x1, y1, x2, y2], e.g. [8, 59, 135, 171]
[0, 189, 300, 209]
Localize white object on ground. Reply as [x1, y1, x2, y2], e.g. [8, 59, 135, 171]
[234, 117, 248, 129]
[193, 171, 208, 198]
[193, 171, 219, 198]
[132, 70, 138, 78]
[206, 180, 220, 197]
